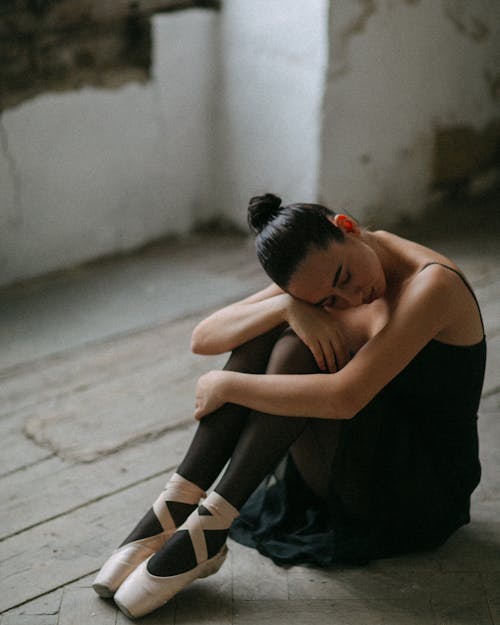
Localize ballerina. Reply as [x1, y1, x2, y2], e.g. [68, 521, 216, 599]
[93, 193, 485, 618]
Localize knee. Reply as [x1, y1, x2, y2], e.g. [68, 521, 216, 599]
[266, 328, 319, 375]
[224, 325, 286, 374]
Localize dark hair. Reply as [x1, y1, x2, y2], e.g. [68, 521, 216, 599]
[247, 193, 345, 288]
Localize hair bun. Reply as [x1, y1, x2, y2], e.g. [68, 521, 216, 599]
[247, 193, 282, 233]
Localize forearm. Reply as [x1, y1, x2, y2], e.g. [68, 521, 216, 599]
[221, 371, 349, 420]
[191, 294, 290, 354]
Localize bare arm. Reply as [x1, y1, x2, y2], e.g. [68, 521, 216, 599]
[194, 266, 452, 420]
[191, 283, 289, 355]
[191, 282, 352, 373]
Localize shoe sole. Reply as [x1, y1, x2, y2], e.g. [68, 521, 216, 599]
[93, 583, 115, 599]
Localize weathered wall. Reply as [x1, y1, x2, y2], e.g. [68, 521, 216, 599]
[213, 0, 329, 227]
[0, 9, 218, 286]
[320, 0, 500, 226]
[2, 1, 499, 286]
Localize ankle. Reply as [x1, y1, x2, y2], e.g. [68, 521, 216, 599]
[163, 472, 206, 503]
[152, 473, 205, 531]
[146, 492, 239, 577]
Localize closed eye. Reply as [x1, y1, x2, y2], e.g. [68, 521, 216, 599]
[341, 271, 351, 287]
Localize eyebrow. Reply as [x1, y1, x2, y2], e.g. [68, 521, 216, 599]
[332, 263, 343, 288]
[313, 263, 342, 306]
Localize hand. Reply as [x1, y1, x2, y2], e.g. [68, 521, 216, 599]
[194, 370, 228, 420]
[285, 296, 350, 373]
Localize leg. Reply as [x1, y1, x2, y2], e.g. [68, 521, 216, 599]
[148, 330, 327, 575]
[289, 418, 341, 500]
[121, 325, 286, 545]
[114, 331, 342, 618]
[93, 325, 284, 597]
[177, 323, 287, 489]
[215, 328, 328, 508]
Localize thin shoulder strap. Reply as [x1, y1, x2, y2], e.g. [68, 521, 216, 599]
[419, 262, 485, 335]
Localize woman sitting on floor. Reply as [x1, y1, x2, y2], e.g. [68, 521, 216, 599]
[93, 193, 486, 619]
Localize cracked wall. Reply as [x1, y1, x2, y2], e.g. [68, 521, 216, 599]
[1, 0, 499, 286]
[320, 0, 500, 225]
[0, 7, 219, 287]
[0, 0, 219, 112]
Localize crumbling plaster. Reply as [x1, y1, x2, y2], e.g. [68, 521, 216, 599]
[1, 0, 499, 286]
[319, 0, 500, 226]
[0, 9, 218, 286]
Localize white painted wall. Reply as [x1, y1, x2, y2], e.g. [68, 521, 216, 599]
[320, 0, 500, 226]
[2, 2, 499, 286]
[0, 10, 218, 286]
[213, 0, 329, 226]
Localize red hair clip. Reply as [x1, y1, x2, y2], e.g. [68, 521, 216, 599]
[337, 215, 354, 232]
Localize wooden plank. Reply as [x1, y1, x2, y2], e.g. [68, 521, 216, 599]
[0, 469, 238, 612]
[0, 263, 265, 421]
[483, 334, 500, 397]
[0, 315, 224, 473]
[232, 598, 432, 625]
[174, 543, 233, 625]
[0, 587, 62, 625]
[0, 314, 202, 420]
[22, 348, 225, 462]
[476, 275, 500, 338]
[231, 540, 287, 601]
[0, 411, 53, 477]
[0, 473, 168, 611]
[115, 602, 175, 624]
[0, 424, 196, 540]
[58, 585, 116, 625]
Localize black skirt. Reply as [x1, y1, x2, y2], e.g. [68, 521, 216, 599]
[229, 338, 485, 566]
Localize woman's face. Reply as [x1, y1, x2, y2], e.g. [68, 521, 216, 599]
[287, 232, 386, 310]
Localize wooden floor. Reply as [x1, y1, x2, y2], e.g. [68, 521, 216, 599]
[1, 231, 499, 625]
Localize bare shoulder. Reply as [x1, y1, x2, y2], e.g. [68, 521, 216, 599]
[377, 230, 457, 265]
[404, 262, 483, 345]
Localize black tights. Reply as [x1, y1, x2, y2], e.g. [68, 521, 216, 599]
[147, 326, 343, 576]
[123, 325, 341, 556]
[178, 325, 341, 508]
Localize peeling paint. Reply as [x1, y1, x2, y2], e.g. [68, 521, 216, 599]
[0, 0, 220, 112]
[330, 0, 377, 79]
[443, 1, 490, 43]
[0, 117, 23, 226]
[432, 119, 500, 189]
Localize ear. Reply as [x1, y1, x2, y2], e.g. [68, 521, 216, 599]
[330, 214, 360, 236]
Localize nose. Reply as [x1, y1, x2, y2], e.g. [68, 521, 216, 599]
[343, 286, 364, 307]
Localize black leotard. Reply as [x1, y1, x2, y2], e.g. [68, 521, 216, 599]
[230, 263, 487, 565]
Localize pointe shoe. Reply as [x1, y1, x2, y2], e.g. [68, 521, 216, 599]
[93, 473, 205, 598]
[114, 545, 228, 618]
[114, 491, 239, 618]
[92, 531, 173, 598]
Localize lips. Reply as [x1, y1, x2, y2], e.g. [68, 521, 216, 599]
[363, 288, 375, 304]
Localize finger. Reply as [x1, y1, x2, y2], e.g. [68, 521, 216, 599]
[319, 338, 334, 373]
[313, 340, 327, 371]
[326, 340, 338, 373]
[327, 340, 339, 372]
[194, 407, 204, 421]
